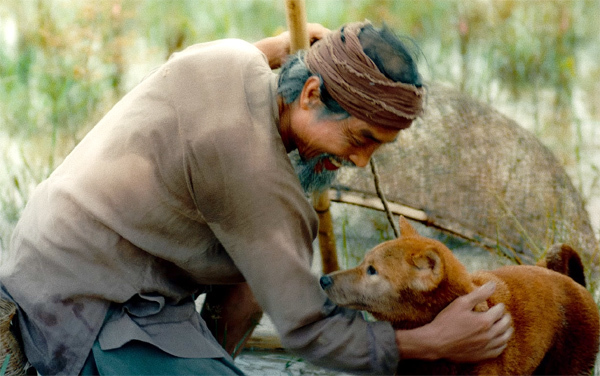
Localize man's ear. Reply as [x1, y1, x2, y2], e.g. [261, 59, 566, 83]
[409, 249, 443, 291]
[299, 76, 322, 109]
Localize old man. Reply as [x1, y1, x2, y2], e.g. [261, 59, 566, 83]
[0, 22, 511, 375]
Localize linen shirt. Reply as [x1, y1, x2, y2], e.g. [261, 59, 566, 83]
[0, 39, 399, 375]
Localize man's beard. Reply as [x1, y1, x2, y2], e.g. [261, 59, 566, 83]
[289, 151, 351, 194]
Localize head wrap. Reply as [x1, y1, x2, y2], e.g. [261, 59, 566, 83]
[305, 21, 425, 129]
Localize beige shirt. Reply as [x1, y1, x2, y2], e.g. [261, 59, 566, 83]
[0, 40, 398, 375]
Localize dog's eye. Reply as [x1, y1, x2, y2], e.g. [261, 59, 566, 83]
[366, 265, 378, 276]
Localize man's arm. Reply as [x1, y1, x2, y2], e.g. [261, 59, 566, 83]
[253, 23, 330, 69]
[396, 282, 513, 362]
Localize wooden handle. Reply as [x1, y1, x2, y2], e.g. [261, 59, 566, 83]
[285, 0, 310, 53]
[284, 0, 339, 273]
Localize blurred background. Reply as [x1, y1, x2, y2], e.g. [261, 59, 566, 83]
[1, 0, 599, 255]
[1, 0, 599, 374]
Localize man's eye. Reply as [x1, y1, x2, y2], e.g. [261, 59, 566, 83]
[366, 265, 377, 275]
[349, 134, 365, 147]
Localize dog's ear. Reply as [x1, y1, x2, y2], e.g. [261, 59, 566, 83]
[409, 249, 443, 291]
[399, 216, 419, 238]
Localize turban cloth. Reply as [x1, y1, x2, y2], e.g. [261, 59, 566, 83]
[305, 21, 425, 129]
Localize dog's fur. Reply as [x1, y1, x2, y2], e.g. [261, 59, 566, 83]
[320, 217, 600, 375]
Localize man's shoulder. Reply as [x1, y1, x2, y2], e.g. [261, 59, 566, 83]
[168, 39, 266, 68]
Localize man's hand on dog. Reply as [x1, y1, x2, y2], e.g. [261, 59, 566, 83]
[395, 281, 514, 362]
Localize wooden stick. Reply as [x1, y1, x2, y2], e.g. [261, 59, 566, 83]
[284, 0, 310, 52]
[284, 0, 339, 273]
[370, 159, 400, 238]
[312, 190, 340, 273]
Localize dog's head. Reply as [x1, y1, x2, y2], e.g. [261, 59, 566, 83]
[320, 217, 471, 325]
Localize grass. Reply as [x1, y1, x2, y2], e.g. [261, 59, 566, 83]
[0, 0, 599, 373]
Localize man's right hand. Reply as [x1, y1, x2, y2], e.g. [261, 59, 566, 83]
[254, 23, 330, 69]
[395, 282, 514, 362]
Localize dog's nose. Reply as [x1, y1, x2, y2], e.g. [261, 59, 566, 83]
[320, 275, 333, 290]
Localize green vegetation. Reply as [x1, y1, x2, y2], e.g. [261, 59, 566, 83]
[1, 0, 598, 245]
[1, 1, 599, 371]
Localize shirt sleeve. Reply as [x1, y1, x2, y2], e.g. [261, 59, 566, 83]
[166, 40, 400, 374]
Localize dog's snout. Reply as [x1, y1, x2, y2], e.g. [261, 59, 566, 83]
[320, 275, 333, 290]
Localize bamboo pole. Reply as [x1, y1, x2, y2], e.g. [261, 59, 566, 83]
[312, 191, 340, 273]
[284, 0, 309, 53]
[284, 0, 339, 273]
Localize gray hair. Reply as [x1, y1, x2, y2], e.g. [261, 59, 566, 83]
[277, 52, 350, 120]
[276, 23, 423, 121]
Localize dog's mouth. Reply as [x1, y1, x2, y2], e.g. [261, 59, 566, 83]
[344, 302, 373, 311]
[328, 298, 371, 311]
[325, 293, 373, 311]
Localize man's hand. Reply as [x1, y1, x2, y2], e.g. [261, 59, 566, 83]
[395, 282, 514, 362]
[254, 23, 330, 69]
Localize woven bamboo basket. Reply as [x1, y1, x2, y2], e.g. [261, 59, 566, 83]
[333, 82, 598, 268]
[0, 299, 27, 376]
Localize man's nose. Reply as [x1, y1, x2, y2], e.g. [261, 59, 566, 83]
[349, 148, 375, 168]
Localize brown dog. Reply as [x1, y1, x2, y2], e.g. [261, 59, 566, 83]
[320, 217, 600, 375]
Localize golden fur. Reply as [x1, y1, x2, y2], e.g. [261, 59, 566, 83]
[321, 217, 600, 375]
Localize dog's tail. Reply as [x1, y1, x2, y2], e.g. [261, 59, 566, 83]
[536, 244, 586, 287]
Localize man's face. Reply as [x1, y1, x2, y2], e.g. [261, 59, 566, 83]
[289, 151, 342, 193]
[293, 114, 403, 168]
[285, 75, 409, 193]
[290, 110, 405, 193]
